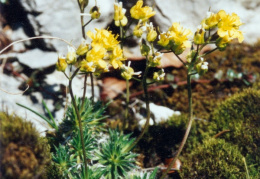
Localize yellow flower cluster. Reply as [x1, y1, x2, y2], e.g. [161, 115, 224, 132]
[80, 29, 125, 74]
[130, 0, 156, 22]
[158, 22, 192, 55]
[56, 29, 125, 75]
[201, 10, 244, 50]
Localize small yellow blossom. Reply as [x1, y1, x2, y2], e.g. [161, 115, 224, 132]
[160, 22, 192, 55]
[217, 10, 244, 43]
[80, 61, 95, 73]
[121, 62, 141, 80]
[76, 39, 89, 56]
[216, 35, 230, 51]
[66, 46, 77, 64]
[56, 54, 67, 72]
[201, 11, 220, 30]
[146, 23, 157, 42]
[158, 32, 170, 47]
[86, 45, 106, 63]
[110, 45, 125, 69]
[130, 0, 156, 22]
[153, 69, 165, 82]
[148, 52, 162, 67]
[87, 29, 119, 50]
[133, 24, 144, 38]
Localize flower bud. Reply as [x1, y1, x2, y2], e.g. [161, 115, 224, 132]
[90, 6, 101, 19]
[195, 58, 208, 75]
[115, 16, 128, 27]
[133, 24, 143, 38]
[147, 29, 157, 42]
[56, 54, 67, 72]
[66, 46, 77, 64]
[148, 52, 162, 67]
[140, 39, 150, 56]
[114, 2, 126, 21]
[79, 0, 89, 11]
[194, 27, 205, 45]
[76, 39, 89, 56]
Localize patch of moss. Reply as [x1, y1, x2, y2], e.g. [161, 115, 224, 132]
[0, 111, 51, 179]
[208, 88, 260, 177]
[180, 138, 246, 179]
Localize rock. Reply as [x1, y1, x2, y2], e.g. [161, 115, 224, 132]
[137, 102, 181, 129]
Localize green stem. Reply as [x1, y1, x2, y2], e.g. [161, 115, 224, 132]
[90, 72, 94, 103]
[68, 68, 88, 178]
[80, 74, 88, 112]
[160, 72, 193, 179]
[127, 64, 150, 152]
[122, 79, 130, 131]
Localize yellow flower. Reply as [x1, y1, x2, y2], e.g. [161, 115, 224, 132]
[148, 52, 162, 67]
[76, 39, 89, 56]
[201, 11, 220, 30]
[87, 29, 119, 50]
[130, 0, 156, 22]
[56, 54, 67, 72]
[110, 45, 125, 69]
[133, 24, 144, 38]
[121, 62, 141, 80]
[158, 32, 170, 47]
[66, 46, 77, 64]
[217, 10, 244, 43]
[153, 69, 165, 82]
[86, 45, 106, 63]
[80, 61, 95, 73]
[216, 35, 230, 51]
[146, 22, 157, 42]
[194, 26, 205, 45]
[162, 22, 192, 54]
[114, 2, 126, 21]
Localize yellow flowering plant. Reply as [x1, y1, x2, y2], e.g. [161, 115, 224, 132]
[1, 0, 246, 178]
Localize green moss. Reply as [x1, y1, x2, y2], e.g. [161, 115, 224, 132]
[181, 138, 246, 179]
[209, 88, 260, 177]
[0, 111, 51, 179]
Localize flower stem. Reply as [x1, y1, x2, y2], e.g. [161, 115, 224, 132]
[68, 68, 88, 178]
[122, 79, 130, 131]
[127, 64, 150, 152]
[160, 72, 193, 179]
[90, 72, 94, 103]
[80, 74, 88, 112]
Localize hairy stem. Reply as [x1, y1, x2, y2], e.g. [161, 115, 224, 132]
[69, 68, 88, 178]
[160, 72, 193, 179]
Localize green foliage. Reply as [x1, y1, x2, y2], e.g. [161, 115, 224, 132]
[181, 138, 246, 179]
[209, 88, 260, 177]
[59, 97, 107, 137]
[97, 129, 138, 179]
[0, 111, 51, 179]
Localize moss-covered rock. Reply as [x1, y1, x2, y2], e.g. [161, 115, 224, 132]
[181, 138, 246, 179]
[0, 111, 51, 179]
[209, 88, 260, 177]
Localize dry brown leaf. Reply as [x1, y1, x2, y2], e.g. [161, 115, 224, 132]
[101, 77, 132, 100]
